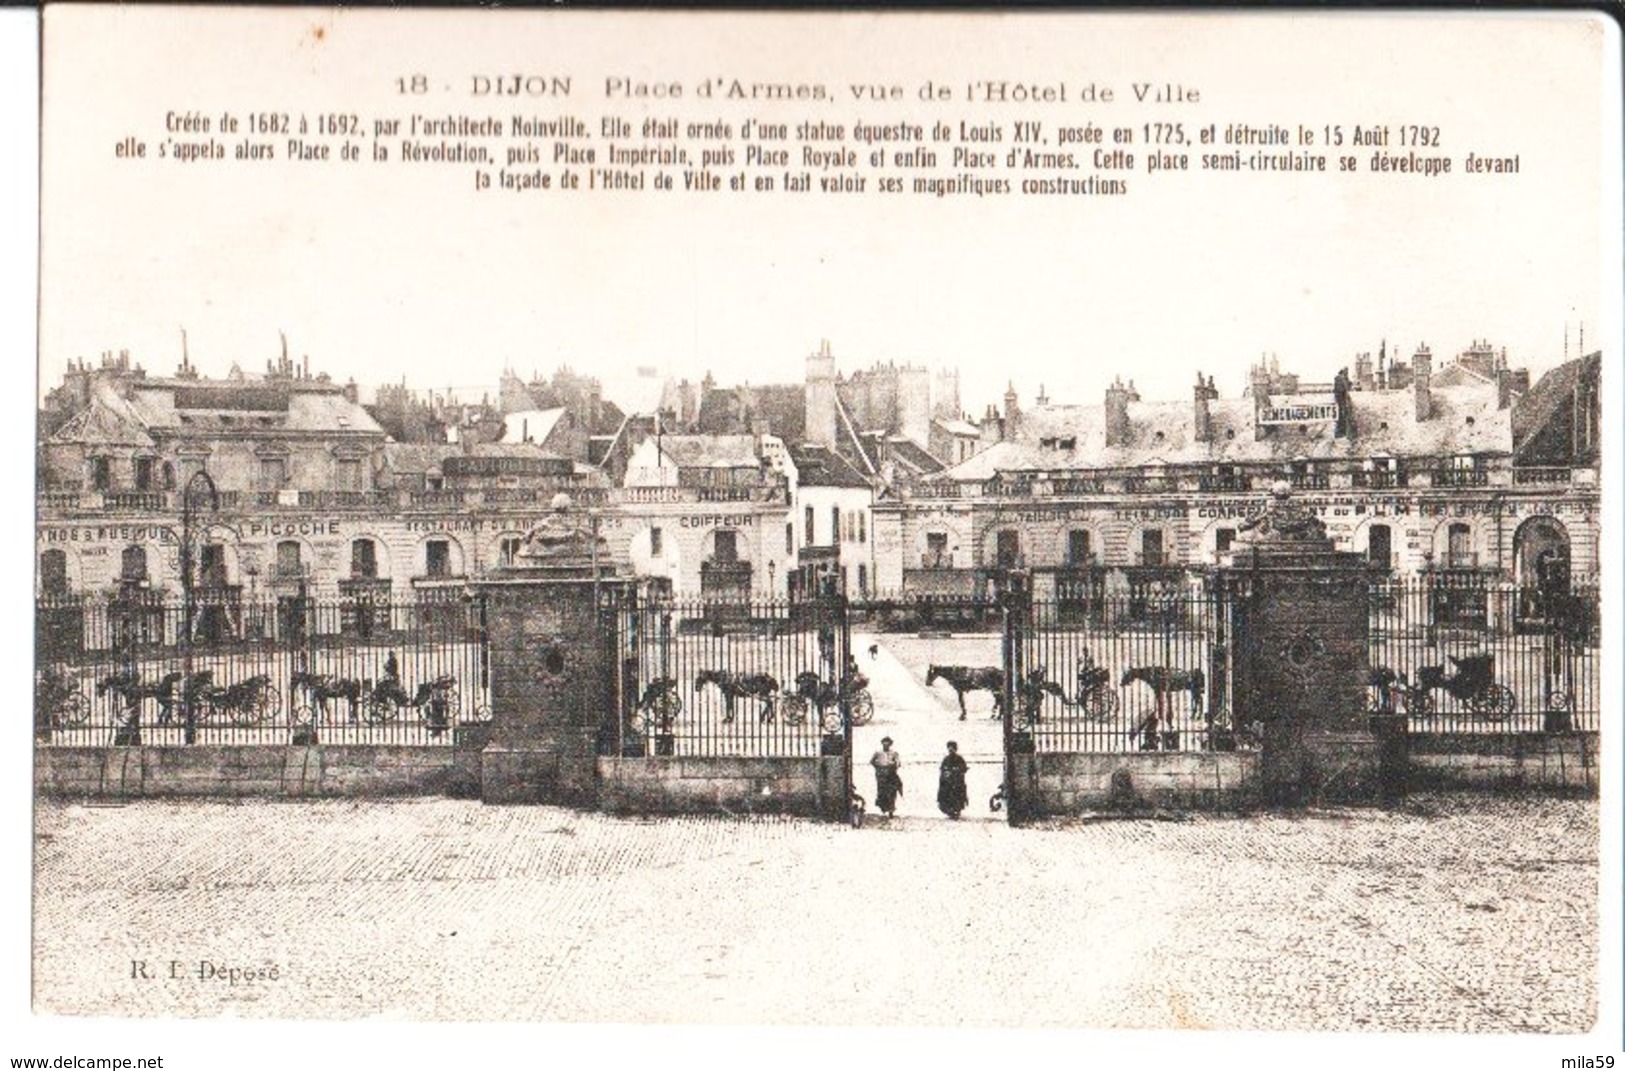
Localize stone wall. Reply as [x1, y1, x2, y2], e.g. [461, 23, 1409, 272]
[1407, 732, 1598, 793]
[1010, 751, 1260, 815]
[36, 745, 465, 799]
[598, 756, 846, 819]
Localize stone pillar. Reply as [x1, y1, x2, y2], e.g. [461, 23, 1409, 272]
[1222, 483, 1385, 804]
[475, 495, 631, 806]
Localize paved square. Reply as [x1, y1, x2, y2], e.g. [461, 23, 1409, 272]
[32, 793, 1595, 1031]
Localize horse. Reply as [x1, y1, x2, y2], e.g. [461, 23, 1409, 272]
[1119, 666, 1205, 714]
[291, 671, 363, 723]
[694, 669, 781, 724]
[96, 670, 183, 723]
[1120, 666, 1204, 746]
[926, 665, 1004, 720]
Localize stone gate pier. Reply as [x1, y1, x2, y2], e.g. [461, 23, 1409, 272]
[475, 495, 630, 806]
[1221, 482, 1388, 804]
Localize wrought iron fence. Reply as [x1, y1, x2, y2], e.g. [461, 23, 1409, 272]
[1368, 579, 1599, 733]
[1016, 590, 1229, 754]
[612, 594, 856, 758]
[1004, 577, 1599, 754]
[34, 592, 489, 746]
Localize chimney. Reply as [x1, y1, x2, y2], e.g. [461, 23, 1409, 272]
[1413, 343, 1432, 421]
[1002, 382, 1019, 441]
[1250, 361, 1273, 440]
[1193, 370, 1212, 442]
[343, 378, 359, 404]
[1355, 352, 1373, 391]
[804, 341, 837, 448]
[1104, 377, 1131, 448]
[1496, 367, 1511, 410]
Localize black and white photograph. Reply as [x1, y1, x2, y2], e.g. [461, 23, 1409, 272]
[11, 6, 1622, 1068]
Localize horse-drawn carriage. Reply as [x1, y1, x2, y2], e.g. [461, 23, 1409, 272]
[692, 667, 873, 730]
[292, 665, 460, 732]
[97, 668, 280, 727]
[1396, 653, 1516, 718]
[35, 664, 91, 732]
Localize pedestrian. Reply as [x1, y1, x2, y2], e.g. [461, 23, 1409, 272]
[937, 741, 968, 819]
[870, 736, 902, 816]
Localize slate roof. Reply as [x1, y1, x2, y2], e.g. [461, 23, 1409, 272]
[693, 383, 806, 442]
[933, 417, 982, 438]
[1513, 352, 1601, 463]
[788, 443, 871, 489]
[48, 390, 155, 449]
[379, 443, 459, 475]
[650, 434, 763, 469]
[116, 381, 383, 435]
[934, 382, 1514, 482]
[884, 435, 947, 475]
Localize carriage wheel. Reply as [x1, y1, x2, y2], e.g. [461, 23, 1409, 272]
[234, 685, 278, 726]
[1086, 689, 1119, 719]
[780, 695, 808, 727]
[58, 689, 91, 729]
[365, 694, 397, 724]
[849, 690, 874, 726]
[1495, 684, 1517, 716]
[1404, 687, 1433, 714]
[1469, 684, 1516, 719]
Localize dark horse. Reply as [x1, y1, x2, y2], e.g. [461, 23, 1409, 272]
[291, 671, 363, 723]
[1120, 666, 1204, 747]
[694, 669, 781, 724]
[926, 665, 1004, 721]
[97, 670, 183, 723]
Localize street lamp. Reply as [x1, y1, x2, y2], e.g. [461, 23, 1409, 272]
[179, 469, 219, 745]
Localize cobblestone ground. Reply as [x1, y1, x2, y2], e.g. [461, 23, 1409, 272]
[32, 793, 1595, 1032]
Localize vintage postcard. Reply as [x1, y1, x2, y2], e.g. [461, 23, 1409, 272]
[17, 6, 1621, 1067]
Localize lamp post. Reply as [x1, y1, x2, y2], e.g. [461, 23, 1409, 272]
[180, 469, 218, 745]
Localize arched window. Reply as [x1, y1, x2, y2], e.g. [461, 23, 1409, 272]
[1367, 524, 1392, 571]
[1446, 523, 1473, 569]
[350, 538, 378, 579]
[275, 540, 303, 580]
[120, 545, 148, 584]
[1067, 529, 1093, 567]
[40, 550, 68, 596]
[995, 529, 1020, 568]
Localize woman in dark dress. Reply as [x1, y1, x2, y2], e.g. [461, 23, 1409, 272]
[937, 741, 969, 819]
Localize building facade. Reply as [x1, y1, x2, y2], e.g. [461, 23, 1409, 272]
[873, 347, 1602, 618]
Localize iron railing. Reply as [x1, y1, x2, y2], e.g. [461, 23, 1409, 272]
[1000, 578, 1599, 754]
[1368, 580, 1599, 733]
[612, 593, 856, 759]
[1016, 591, 1228, 754]
[34, 592, 489, 747]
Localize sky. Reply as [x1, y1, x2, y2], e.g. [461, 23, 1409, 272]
[35, 7, 1613, 418]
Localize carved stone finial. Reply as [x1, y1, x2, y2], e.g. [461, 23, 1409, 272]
[1237, 481, 1327, 544]
[513, 494, 605, 566]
